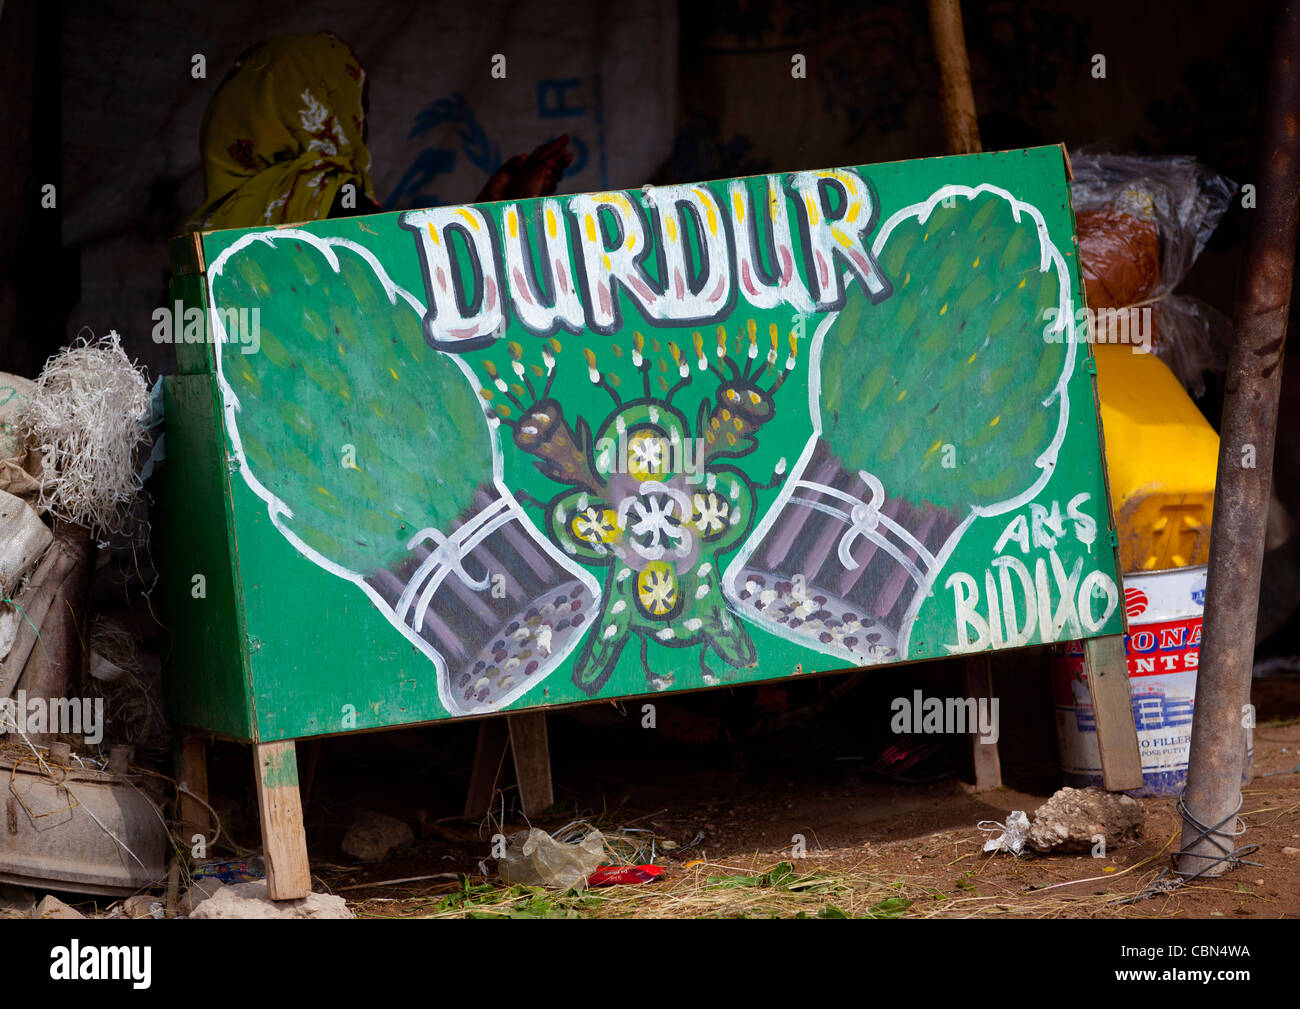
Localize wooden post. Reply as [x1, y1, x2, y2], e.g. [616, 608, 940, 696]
[1083, 635, 1144, 791]
[507, 713, 553, 817]
[1178, 1, 1299, 877]
[926, 0, 983, 155]
[177, 734, 210, 851]
[253, 741, 311, 900]
[927, 1, 1140, 795]
[963, 655, 1001, 789]
[464, 717, 511, 820]
[929, 2, 1007, 793]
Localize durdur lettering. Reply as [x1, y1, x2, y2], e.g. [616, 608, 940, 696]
[401, 169, 892, 349]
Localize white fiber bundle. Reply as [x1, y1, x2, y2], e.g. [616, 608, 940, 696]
[23, 331, 150, 535]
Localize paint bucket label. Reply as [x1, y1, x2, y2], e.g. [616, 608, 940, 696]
[1052, 565, 1249, 796]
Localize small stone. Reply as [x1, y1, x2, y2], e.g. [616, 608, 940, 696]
[189, 881, 352, 919]
[32, 895, 84, 920]
[1027, 786, 1145, 853]
[120, 894, 164, 919]
[181, 878, 227, 915]
[1281, 846, 1300, 857]
[341, 809, 415, 862]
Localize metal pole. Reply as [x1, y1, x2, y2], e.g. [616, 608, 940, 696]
[1177, 0, 1300, 879]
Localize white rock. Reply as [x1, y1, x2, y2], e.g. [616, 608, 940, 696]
[1027, 786, 1145, 853]
[189, 881, 352, 919]
[32, 895, 84, 919]
[181, 878, 227, 915]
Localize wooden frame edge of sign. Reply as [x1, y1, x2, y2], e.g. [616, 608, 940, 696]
[1082, 634, 1144, 791]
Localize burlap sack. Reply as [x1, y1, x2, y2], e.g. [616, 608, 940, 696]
[0, 374, 43, 501]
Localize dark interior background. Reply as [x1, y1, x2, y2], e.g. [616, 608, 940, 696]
[2, 0, 1284, 378]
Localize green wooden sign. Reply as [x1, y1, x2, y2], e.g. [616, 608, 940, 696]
[162, 145, 1123, 742]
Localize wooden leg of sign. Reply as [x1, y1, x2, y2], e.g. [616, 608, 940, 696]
[963, 655, 1001, 790]
[464, 717, 512, 820]
[254, 741, 312, 900]
[177, 734, 210, 853]
[507, 712, 554, 817]
[1083, 635, 1144, 791]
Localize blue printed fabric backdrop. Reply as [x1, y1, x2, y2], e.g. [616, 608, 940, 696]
[62, 0, 678, 375]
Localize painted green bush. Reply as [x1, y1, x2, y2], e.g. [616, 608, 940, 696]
[213, 236, 493, 573]
[819, 192, 1066, 511]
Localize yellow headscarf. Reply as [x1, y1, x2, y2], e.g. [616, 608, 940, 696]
[189, 32, 378, 231]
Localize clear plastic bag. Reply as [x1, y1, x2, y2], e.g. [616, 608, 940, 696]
[498, 827, 606, 890]
[1070, 151, 1236, 396]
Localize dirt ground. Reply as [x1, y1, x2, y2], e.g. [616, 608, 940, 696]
[294, 674, 1300, 919]
[9, 663, 1297, 919]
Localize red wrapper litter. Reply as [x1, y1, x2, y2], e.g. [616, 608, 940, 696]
[588, 865, 665, 886]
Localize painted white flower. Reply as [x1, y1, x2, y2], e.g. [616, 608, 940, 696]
[629, 435, 665, 470]
[573, 507, 615, 544]
[618, 483, 693, 561]
[262, 194, 288, 223]
[639, 567, 677, 615]
[692, 491, 729, 535]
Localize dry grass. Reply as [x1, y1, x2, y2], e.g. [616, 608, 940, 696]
[349, 858, 905, 919]
[344, 825, 1216, 920]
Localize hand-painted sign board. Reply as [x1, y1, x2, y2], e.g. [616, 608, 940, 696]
[160, 145, 1124, 742]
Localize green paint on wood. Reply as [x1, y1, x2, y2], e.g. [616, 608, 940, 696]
[260, 747, 299, 789]
[169, 272, 217, 376]
[163, 146, 1124, 741]
[159, 375, 254, 740]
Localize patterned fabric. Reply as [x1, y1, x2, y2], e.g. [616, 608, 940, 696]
[189, 32, 378, 230]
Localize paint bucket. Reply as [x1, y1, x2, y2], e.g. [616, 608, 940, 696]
[724, 437, 962, 665]
[366, 485, 600, 716]
[1052, 564, 1251, 796]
